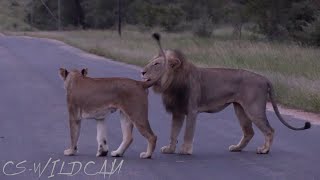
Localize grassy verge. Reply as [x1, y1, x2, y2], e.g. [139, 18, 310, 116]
[6, 29, 320, 112]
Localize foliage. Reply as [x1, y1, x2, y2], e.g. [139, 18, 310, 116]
[7, 0, 319, 46]
[192, 16, 214, 37]
[13, 29, 320, 112]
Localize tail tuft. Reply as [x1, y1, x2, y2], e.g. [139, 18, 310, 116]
[304, 122, 311, 129]
[152, 33, 160, 41]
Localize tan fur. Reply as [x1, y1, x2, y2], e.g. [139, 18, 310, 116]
[141, 43, 310, 155]
[59, 68, 157, 158]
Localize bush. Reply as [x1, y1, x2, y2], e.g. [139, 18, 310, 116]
[158, 5, 185, 32]
[82, 0, 117, 29]
[192, 16, 214, 37]
[127, 1, 185, 32]
[301, 15, 320, 46]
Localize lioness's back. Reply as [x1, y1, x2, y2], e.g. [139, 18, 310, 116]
[69, 77, 147, 107]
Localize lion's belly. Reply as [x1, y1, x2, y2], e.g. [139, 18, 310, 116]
[198, 102, 231, 113]
[198, 84, 236, 113]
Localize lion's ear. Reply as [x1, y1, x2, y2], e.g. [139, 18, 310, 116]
[168, 58, 181, 69]
[59, 68, 69, 80]
[81, 68, 88, 76]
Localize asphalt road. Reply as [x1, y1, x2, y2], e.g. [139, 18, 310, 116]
[0, 35, 319, 180]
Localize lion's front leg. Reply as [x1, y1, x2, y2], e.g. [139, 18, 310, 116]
[179, 111, 197, 155]
[161, 113, 185, 154]
[64, 117, 81, 156]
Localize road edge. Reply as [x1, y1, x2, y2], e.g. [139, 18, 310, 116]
[3, 34, 319, 124]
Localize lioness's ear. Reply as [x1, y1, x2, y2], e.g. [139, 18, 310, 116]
[81, 68, 88, 76]
[59, 68, 69, 80]
[168, 58, 181, 69]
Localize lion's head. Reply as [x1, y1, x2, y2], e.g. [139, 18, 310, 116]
[141, 49, 184, 93]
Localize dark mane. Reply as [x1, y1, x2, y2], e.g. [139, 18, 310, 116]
[172, 49, 187, 62]
[161, 50, 193, 114]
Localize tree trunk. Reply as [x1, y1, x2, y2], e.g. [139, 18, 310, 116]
[74, 0, 86, 29]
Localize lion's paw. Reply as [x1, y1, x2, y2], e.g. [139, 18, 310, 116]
[111, 150, 123, 157]
[64, 148, 76, 156]
[139, 152, 152, 159]
[228, 145, 242, 152]
[178, 144, 193, 155]
[160, 145, 175, 154]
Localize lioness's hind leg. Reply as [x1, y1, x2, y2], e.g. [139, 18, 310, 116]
[111, 112, 133, 157]
[96, 119, 108, 157]
[229, 103, 254, 152]
[133, 118, 157, 159]
[245, 107, 274, 154]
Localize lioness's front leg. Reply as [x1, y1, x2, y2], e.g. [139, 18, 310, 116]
[179, 111, 197, 155]
[96, 119, 108, 157]
[161, 113, 184, 154]
[64, 117, 81, 156]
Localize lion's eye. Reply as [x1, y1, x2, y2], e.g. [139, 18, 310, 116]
[154, 62, 160, 66]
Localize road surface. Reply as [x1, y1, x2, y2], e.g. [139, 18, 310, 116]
[0, 35, 319, 180]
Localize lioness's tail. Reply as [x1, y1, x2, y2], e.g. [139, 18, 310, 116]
[268, 82, 311, 130]
[141, 79, 157, 89]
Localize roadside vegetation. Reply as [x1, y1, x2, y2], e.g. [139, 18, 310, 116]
[0, 0, 32, 31]
[1, 0, 319, 112]
[9, 28, 320, 112]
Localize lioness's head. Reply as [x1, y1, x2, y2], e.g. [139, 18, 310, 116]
[141, 33, 182, 92]
[59, 68, 88, 88]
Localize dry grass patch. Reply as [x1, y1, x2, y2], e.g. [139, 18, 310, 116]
[7, 29, 320, 112]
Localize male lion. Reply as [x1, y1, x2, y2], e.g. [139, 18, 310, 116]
[59, 68, 157, 158]
[141, 33, 311, 155]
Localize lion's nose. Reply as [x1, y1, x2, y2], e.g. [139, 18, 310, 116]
[141, 71, 146, 75]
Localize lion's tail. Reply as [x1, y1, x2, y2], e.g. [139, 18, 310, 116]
[267, 81, 311, 130]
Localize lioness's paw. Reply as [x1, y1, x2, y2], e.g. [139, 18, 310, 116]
[111, 151, 123, 157]
[229, 145, 242, 152]
[96, 150, 108, 157]
[179, 144, 193, 155]
[64, 148, 76, 156]
[139, 152, 152, 159]
[256, 146, 270, 154]
[160, 145, 175, 154]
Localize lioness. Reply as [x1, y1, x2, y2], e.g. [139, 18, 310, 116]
[59, 68, 157, 158]
[141, 33, 311, 155]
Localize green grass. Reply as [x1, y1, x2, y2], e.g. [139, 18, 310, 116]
[7, 29, 320, 112]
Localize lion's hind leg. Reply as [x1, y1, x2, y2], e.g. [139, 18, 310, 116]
[111, 111, 134, 157]
[244, 104, 274, 154]
[253, 119, 274, 154]
[229, 103, 254, 152]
